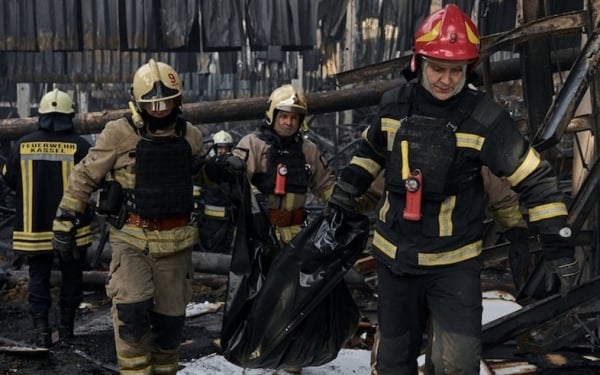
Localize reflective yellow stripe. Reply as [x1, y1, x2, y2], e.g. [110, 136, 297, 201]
[12, 240, 53, 251]
[492, 205, 524, 228]
[455, 132, 484, 151]
[381, 117, 401, 151]
[506, 148, 541, 186]
[153, 362, 180, 375]
[418, 240, 482, 266]
[118, 353, 152, 374]
[379, 192, 390, 223]
[349, 157, 381, 178]
[416, 21, 441, 43]
[275, 225, 302, 245]
[372, 230, 397, 259]
[528, 202, 567, 222]
[60, 192, 88, 213]
[465, 22, 480, 45]
[20, 160, 33, 232]
[13, 231, 53, 241]
[203, 205, 226, 218]
[62, 160, 73, 188]
[438, 196, 456, 236]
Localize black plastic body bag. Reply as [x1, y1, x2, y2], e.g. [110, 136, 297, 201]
[220, 179, 370, 369]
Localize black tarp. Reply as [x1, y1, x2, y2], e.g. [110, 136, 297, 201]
[221, 181, 370, 369]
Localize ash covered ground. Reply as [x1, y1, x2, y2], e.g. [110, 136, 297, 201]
[0, 268, 225, 375]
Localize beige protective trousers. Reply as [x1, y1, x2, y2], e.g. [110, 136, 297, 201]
[106, 240, 194, 375]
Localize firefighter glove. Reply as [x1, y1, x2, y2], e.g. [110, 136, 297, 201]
[52, 209, 80, 263]
[206, 153, 245, 181]
[545, 256, 579, 297]
[328, 180, 359, 214]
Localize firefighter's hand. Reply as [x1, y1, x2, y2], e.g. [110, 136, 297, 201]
[327, 181, 358, 214]
[544, 256, 579, 297]
[52, 209, 80, 263]
[206, 154, 245, 181]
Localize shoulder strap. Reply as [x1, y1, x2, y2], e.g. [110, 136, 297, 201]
[175, 116, 187, 137]
[380, 82, 415, 119]
[447, 89, 480, 129]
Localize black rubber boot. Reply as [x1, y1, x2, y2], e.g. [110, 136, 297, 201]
[31, 312, 52, 348]
[59, 307, 76, 340]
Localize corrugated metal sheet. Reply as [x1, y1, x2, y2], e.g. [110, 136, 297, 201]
[0, 0, 586, 110]
[200, 0, 243, 51]
[82, 0, 120, 50]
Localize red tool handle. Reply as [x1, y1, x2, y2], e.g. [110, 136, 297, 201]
[403, 170, 422, 221]
[274, 163, 287, 195]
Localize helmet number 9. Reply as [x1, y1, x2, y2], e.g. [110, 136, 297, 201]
[168, 73, 178, 85]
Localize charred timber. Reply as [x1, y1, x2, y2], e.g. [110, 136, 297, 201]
[0, 50, 578, 140]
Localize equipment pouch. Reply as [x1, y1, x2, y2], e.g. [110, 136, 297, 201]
[97, 180, 123, 215]
[107, 203, 128, 230]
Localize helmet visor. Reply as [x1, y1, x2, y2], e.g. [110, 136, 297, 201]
[140, 99, 176, 112]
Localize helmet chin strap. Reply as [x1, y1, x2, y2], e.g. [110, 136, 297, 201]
[419, 59, 467, 99]
[141, 108, 180, 131]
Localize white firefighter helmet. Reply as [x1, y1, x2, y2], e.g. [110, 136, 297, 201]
[213, 130, 234, 147]
[131, 58, 183, 109]
[38, 88, 75, 115]
[265, 84, 308, 126]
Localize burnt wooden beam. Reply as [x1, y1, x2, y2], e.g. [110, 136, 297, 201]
[482, 276, 600, 349]
[519, 1, 555, 137]
[534, 30, 600, 150]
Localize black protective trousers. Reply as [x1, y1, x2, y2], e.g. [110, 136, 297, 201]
[27, 250, 87, 315]
[375, 258, 482, 375]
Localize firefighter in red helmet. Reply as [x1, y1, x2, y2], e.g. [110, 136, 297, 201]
[329, 5, 579, 373]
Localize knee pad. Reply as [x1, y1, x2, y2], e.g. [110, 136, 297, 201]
[150, 311, 185, 350]
[116, 299, 153, 343]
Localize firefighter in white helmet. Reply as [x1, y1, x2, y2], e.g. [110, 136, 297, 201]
[52, 59, 243, 374]
[197, 130, 237, 254]
[2, 88, 92, 347]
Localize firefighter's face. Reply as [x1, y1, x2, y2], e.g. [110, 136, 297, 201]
[422, 58, 467, 101]
[215, 145, 231, 155]
[273, 110, 301, 137]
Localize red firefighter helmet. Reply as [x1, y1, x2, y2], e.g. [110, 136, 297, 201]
[410, 4, 480, 72]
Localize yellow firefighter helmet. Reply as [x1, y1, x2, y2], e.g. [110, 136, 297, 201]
[38, 88, 74, 115]
[131, 58, 183, 108]
[213, 130, 234, 147]
[265, 84, 308, 126]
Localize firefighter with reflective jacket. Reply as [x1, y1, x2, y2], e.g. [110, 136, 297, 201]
[233, 84, 335, 246]
[51, 59, 243, 374]
[198, 130, 236, 254]
[328, 5, 580, 374]
[2, 88, 92, 348]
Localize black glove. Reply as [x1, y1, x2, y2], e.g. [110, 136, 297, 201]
[206, 153, 245, 181]
[52, 209, 80, 263]
[504, 226, 530, 290]
[538, 229, 579, 297]
[544, 256, 579, 297]
[328, 180, 359, 213]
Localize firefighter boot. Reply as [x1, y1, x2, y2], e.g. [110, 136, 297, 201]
[59, 307, 76, 340]
[32, 312, 52, 348]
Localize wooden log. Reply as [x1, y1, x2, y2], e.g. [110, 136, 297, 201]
[0, 80, 402, 141]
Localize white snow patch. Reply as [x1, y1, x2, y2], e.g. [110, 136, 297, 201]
[179, 349, 371, 374]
